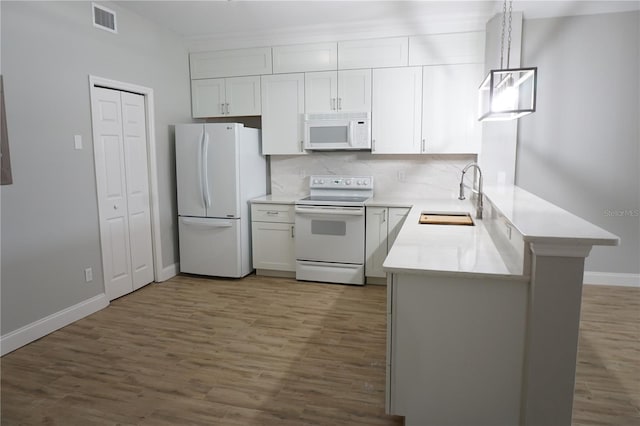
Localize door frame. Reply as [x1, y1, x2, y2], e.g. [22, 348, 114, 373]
[88, 75, 163, 286]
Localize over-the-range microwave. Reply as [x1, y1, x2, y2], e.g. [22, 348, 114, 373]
[303, 112, 370, 151]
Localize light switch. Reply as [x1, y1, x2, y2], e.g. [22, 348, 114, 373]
[74, 135, 83, 150]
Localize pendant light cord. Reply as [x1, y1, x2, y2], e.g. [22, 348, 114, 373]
[499, 0, 514, 70]
[499, 0, 506, 69]
[507, 0, 513, 69]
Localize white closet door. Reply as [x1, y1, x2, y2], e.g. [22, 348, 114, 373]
[121, 92, 154, 290]
[91, 87, 133, 300]
[92, 87, 154, 300]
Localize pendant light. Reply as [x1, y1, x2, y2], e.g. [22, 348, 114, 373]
[478, 0, 537, 122]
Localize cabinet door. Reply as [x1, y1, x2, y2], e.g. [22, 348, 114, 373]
[422, 64, 483, 154]
[371, 67, 423, 154]
[191, 78, 225, 118]
[252, 221, 296, 271]
[226, 76, 261, 116]
[190, 47, 272, 79]
[305, 71, 338, 113]
[338, 69, 371, 113]
[338, 37, 409, 69]
[388, 207, 410, 250]
[261, 73, 306, 155]
[273, 42, 338, 73]
[365, 207, 388, 278]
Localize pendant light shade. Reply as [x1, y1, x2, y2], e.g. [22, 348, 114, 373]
[478, 67, 537, 121]
[478, 0, 537, 122]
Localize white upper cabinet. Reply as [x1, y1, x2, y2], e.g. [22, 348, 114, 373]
[305, 69, 371, 113]
[272, 42, 338, 73]
[191, 76, 261, 118]
[371, 67, 423, 154]
[191, 79, 225, 117]
[190, 47, 272, 79]
[422, 63, 483, 154]
[338, 37, 409, 69]
[225, 76, 262, 116]
[261, 73, 306, 155]
[337, 69, 372, 113]
[409, 31, 485, 66]
[305, 71, 338, 113]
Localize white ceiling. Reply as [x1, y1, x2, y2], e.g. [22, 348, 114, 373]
[116, 0, 640, 47]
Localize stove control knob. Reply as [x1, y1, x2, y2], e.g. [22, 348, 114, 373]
[362, 179, 369, 186]
[345, 179, 352, 185]
[319, 179, 325, 184]
[313, 179, 318, 184]
[357, 180, 363, 185]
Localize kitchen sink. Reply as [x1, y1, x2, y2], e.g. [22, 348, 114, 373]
[419, 212, 474, 226]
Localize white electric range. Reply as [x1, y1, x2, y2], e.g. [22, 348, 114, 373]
[295, 175, 373, 285]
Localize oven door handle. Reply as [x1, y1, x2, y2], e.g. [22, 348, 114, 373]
[295, 206, 364, 216]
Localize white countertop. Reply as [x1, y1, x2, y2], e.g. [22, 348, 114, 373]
[484, 185, 620, 246]
[383, 185, 619, 279]
[250, 195, 301, 204]
[365, 197, 415, 208]
[383, 199, 526, 279]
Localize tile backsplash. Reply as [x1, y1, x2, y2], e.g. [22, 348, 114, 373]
[270, 152, 476, 199]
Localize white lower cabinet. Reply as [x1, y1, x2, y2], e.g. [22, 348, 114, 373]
[365, 206, 410, 280]
[251, 203, 296, 274]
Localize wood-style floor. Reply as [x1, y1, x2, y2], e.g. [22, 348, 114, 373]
[1, 275, 638, 425]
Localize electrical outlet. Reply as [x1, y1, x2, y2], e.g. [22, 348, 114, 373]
[74, 135, 83, 150]
[84, 267, 93, 283]
[397, 170, 406, 182]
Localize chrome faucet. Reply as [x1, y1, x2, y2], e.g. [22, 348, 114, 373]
[458, 162, 484, 219]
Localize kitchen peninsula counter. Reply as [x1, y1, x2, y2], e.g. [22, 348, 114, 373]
[382, 185, 619, 426]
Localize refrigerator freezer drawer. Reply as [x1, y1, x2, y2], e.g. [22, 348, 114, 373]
[178, 217, 245, 277]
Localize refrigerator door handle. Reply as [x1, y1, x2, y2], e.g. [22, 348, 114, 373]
[180, 217, 233, 228]
[202, 132, 211, 208]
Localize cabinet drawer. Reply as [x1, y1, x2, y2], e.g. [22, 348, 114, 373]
[251, 204, 295, 223]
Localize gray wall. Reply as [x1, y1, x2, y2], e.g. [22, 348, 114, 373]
[1, 1, 191, 334]
[516, 11, 640, 274]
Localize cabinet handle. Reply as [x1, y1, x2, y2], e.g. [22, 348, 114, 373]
[331, 98, 336, 110]
[381, 209, 386, 224]
[421, 138, 426, 152]
[372, 139, 376, 152]
[266, 211, 279, 216]
[300, 140, 304, 152]
[291, 225, 295, 238]
[338, 97, 342, 110]
[220, 103, 225, 115]
[226, 103, 231, 115]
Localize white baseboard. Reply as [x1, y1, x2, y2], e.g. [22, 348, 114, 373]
[0, 293, 109, 356]
[157, 263, 179, 282]
[583, 271, 640, 287]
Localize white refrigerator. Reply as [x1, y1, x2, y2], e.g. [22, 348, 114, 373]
[175, 123, 266, 277]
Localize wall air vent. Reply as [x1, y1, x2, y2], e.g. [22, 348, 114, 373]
[92, 3, 117, 33]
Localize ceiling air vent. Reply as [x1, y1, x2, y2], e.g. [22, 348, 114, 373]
[92, 3, 117, 33]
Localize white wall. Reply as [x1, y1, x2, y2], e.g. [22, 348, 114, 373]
[0, 1, 191, 335]
[516, 11, 639, 276]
